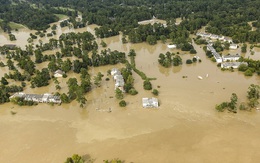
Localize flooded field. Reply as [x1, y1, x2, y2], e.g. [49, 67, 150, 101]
[1, 23, 260, 163]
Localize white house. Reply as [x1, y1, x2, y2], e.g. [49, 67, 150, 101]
[111, 68, 121, 76]
[167, 44, 177, 49]
[54, 70, 64, 78]
[111, 68, 125, 92]
[229, 44, 238, 50]
[207, 44, 223, 63]
[224, 38, 233, 43]
[142, 97, 159, 108]
[218, 35, 225, 41]
[9, 92, 61, 104]
[222, 54, 240, 62]
[210, 34, 219, 40]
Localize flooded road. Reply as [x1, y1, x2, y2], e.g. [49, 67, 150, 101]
[1, 23, 260, 163]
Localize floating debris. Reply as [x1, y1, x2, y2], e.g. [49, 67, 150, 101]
[10, 111, 17, 115]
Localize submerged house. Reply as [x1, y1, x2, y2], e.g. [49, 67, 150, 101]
[207, 44, 222, 63]
[222, 54, 240, 62]
[142, 97, 159, 108]
[111, 68, 121, 76]
[196, 32, 212, 38]
[9, 92, 61, 104]
[229, 44, 238, 50]
[210, 34, 219, 40]
[111, 68, 125, 92]
[221, 62, 248, 69]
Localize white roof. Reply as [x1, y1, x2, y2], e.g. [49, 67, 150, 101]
[142, 97, 159, 108]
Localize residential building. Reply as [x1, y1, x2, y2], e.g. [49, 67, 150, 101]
[111, 68, 125, 92]
[111, 68, 121, 76]
[167, 44, 177, 49]
[207, 44, 222, 63]
[229, 44, 238, 50]
[9, 92, 61, 104]
[142, 97, 159, 108]
[54, 70, 64, 78]
[221, 62, 248, 69]
[222, 54, 240, 62]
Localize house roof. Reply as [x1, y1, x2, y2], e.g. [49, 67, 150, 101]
[221, 62, 248, 68]
[54, 70, 64, 75]
[222, 54, 240, 59]
[142, 97, 159, 108]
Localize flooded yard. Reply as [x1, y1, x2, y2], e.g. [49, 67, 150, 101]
[1, 23, 260, 163]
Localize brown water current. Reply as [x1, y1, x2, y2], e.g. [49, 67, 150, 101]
[1, 23, 260, 163]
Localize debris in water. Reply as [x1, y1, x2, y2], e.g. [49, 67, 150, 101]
[10, 111, 17, 115]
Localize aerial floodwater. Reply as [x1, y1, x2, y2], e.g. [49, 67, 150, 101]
[1, 20, 260, 163]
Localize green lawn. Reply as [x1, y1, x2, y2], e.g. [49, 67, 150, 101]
[0, 19, 25, 30]
[54, 7, 75, 11]
[9, 22, 25, 30]
[55, 14, 69, 20]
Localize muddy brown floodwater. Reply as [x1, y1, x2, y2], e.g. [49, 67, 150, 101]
[1, 23, 260, 163]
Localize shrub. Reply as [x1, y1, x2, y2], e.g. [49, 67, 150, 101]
[238, 64, 248, 72]
[47, 33, 53, 37]
[186, 59, 193, 64]
[143, 80, 152, 90]
[190, 49, 197, 54]
[119, 100, 127, 107]
[152, 89, 159, 96]
[129, 88, 138, 95]
[244, 69, 253, 76]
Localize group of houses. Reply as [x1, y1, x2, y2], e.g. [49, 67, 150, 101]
[110, 68, 125, 92]
[206, 43, 247, 69]
[110, 68, 159, 108]
[196, 32, 228, 42]
[196, 32, 238, 50]
[9, 92, 62, 104]
[207, 44, 223, 63]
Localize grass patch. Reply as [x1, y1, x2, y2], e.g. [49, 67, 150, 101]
[54, 7, 75, 11]
[0, 19, 25, 31]
[9, 22, 25, 30]
[55, 14, 68, 20]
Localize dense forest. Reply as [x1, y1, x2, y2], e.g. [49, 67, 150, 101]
[0, 0, 260, 43]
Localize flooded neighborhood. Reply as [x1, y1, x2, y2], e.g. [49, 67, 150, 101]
[1, 10, 260, 163]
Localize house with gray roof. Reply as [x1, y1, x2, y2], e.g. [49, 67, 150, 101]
[221, 62, 248, 69]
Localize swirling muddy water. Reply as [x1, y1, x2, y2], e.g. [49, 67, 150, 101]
[1, 23, 260, 163]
